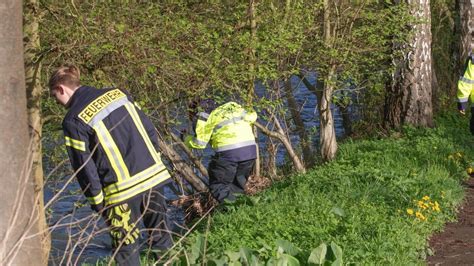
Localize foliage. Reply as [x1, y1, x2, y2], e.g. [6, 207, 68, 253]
[172, 113, 472, 265]
[166, 235, 343, 266]
[430, 0, 458, 111]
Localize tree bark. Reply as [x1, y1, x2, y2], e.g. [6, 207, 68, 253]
[247, 0, 261, 177]
[255, 120, 306, 173]
[155, 131, 209, 193]
[319, 67, 338, 162]
[319, 0, 338, 162]
[169, 131, 208, 178]
[284, 79, 314, 167]
[24, 0, 50, 263]
[459, 0, 473, 62]
[264, 138, 278, 179]
[384, 0, 434, 128]
[0, 1, 43, 264]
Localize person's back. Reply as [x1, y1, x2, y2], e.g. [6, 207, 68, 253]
[63, 86, 170, 205]
[185, 99, 257, 202]
[50, 65, 174, 265]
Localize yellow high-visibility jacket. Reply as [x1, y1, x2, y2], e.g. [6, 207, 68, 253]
[457, 55, 474, 110]
[185, 101, 257, 162]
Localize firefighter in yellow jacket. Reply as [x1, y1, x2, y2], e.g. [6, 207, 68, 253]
[457, 53, 474, 133]
[49, 65, 174, 265]
[184, 99, 258, 203]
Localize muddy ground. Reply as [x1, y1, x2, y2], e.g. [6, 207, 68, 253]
[427, 178, 474, 265]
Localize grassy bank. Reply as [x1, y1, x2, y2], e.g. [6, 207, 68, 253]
[173, 113, 474, 265]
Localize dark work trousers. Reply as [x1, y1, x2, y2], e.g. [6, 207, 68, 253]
[103, 184, 173, 266]
[208, 157, 255, 203]
[470, 107, 474, 135]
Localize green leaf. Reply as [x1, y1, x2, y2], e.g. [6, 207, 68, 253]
[276, 239, 300, 256]
[308, 243, 327, 265]
[330, 242, 343, 261]
[225, 251, 241, 263]
[331, 207, 346, 217]
[208, 257, 228, 266]
[239, 247, 255, 264]
[331, 258, 343, 266]
[276, 254, 300, 266]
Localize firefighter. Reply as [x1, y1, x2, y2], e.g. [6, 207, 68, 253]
[184, 99, 258, 203]
[49, 65, 174, 265]
[457, 52, 474, 134]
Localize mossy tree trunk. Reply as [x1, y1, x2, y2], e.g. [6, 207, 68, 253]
[24, 0, 50, 263]
[0, 1, 43, 264]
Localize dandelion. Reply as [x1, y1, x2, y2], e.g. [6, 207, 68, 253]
[417, 201, 425, 208]
[415, 211, 426, 221]
[422, 195, 430, 201]
[407, 209, 414, 215]
[433, 201, 441, 212]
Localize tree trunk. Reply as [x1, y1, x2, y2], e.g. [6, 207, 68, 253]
[336, 102, 353, 137]
[255, 119, 306, 173]
[0, 1, 43, 264]
[319, 67, 338, 162]
[384, 0, 434, 128]
[24, 0, 50, 263]
[284, 79, 314, 167]
[169, 131, 208, 178]
[265, 139, 278, 180]
[319, 0, 338, 162]
[459, 0, 473, 61]
[155, 131, 209, 193]
[247, 0, 261, 177]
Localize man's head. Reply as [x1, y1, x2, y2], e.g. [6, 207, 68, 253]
[48, 65, 81, 107]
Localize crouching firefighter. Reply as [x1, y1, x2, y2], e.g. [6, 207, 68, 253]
[457, 52, 474, 134]
[49, 65, 174, 266]
[184, 99, 258, 203]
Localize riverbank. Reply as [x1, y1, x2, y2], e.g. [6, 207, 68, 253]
[169, 112, 473, 265]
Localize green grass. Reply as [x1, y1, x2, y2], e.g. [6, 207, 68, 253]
[175, 112, 474, 265]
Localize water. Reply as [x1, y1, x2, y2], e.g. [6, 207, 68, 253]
[45, 74, 355, 264]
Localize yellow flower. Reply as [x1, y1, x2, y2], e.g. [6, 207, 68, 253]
[433, 201, 441, 212]
[422, 196, 430, 201]
[417, 201, 424, 208]
[468, 167, 474, 174]
[415, 211, 426, 221]
[406, 209, 414, 215]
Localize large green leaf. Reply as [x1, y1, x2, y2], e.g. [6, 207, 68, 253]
[276, 239, 300, 256]
[308, 243, 327, 265]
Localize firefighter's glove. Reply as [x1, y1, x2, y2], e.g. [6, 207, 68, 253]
[457, 102, 467, 115]
[91, 201, 105, 213]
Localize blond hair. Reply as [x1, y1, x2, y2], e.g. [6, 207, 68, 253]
[48, 64, 81, 90]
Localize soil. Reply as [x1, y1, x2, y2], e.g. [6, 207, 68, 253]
[427, 178, 474, 265]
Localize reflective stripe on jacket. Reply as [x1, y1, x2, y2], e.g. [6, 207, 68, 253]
[185, 101, 257, 161]
[62, 86, 170, 207]
[457, 55, 474, 105]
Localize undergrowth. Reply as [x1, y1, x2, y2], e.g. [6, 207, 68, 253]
[169, 112, 474, 265]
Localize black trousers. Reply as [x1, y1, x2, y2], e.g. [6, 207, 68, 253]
[470, 107, 474, 135]
[208, 157, 255, 203]
[103, 184, 173, 266]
